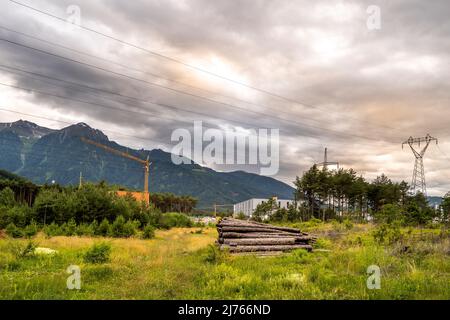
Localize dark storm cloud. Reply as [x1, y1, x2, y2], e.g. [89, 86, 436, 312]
[1, 0, 449, 195]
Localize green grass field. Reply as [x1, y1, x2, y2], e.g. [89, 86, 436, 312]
[0, 223, 449, 300]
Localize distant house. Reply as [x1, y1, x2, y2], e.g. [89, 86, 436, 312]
[233, 197, 297, 218]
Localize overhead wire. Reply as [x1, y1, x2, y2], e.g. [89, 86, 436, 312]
[6, 0, 405, 132]
[0, 24, 406, 135]
[0, 38, 404, 144]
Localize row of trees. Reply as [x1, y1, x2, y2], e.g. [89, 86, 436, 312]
[0, 183, 197, 238]
[0, 174, 198, 218]
[0, 177, 39, 206]
[149, 193, 197, 213]
[251, 166, 448, 226]
[294, 165, 414, 221]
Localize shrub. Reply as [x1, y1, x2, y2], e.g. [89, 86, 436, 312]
[373, 221, 403, 244]
[142, 224, 155, 239]
[61, 218, 77, 236]
[109, 216, 138, 238]
[89, 220, 99, 234]
[202, 244, 222, 264]
[10, 240, 37, 259]
[23, 221, 39, 238]
[331, 219, 345, 232]
[374, 204, 404, 224]
[305, 217, 323, 227]
[76, 223, 95, 236]
[32, 183, 149, 226]
[314, 238, 332, 250]
[5, 223, 22, 238]
[287, 248, 312, 264]
[96, 219, 111, 237]
[343, 218, 353, 230]
[43, 222, 63, 237]
[84, 242, 111, 264]
[122, 220, 139, 238]
[159, 212, 192, 229]
[110, 215, 126, 237]
[32, 189, 62, 225]
[0, 187, 16, 207]
[2, 206, 32, 229]
[235, 212, 247, 220]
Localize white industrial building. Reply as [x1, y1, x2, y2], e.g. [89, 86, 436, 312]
[233, 198, 297, 218]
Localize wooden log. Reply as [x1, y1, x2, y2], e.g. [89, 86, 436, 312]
[223, 238, 298, 245]
[217, 233, 314, 240]
[220, 244, 313, 253]
[219, 224, 302, 234]
[219, 219, 302, 233]
[219, 232, 313, 239]
[219, 238, 315, 245]
[218, 226, 301, 233]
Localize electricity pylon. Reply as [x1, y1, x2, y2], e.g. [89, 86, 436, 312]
[316, 148, 339, 171]
[402, 134, 438, 196]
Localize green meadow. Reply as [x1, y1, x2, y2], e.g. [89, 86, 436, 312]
[1, 222, 449, 300]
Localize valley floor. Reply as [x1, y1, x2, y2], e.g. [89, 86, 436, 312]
[0, 224, 449, 299]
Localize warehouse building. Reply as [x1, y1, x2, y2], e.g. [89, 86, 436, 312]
[233, 197, 297, 218]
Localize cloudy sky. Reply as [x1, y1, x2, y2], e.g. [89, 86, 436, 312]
[0, 0, 449, 195]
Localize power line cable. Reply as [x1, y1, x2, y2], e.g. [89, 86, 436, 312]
[0, 65, 398, 148]
[0, 70, 401, 153]
[0, 38, 403, 143]
[0, 65, 291, 133]
[0, 24, 404, 135]
[6, 0, 404, 132]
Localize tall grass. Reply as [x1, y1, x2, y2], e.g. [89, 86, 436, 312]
[0, 225, 449, 300]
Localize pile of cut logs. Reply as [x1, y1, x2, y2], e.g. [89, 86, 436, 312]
[217, 218, 316, 254]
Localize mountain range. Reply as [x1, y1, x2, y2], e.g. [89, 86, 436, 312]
[0, 120, 295, 207]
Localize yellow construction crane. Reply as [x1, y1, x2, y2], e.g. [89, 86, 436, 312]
[80, 137, 150, 195]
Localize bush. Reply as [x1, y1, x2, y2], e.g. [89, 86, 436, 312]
[23, 221, 38, 238]
[84, 242, 111, 264]
[43, 222, 63, 237]
[2, 206, 33, 229]
[89, 220, 99, 234]
[32, 189, 62, 225]
[314, 238, 333, 250]
[235, 212, 247, 220]
[202, 244, 222, 264]
[61, 218, 77, 236]
[10, 240, 37, 259]
[110, 215, 126, 237]
[0, 187, 16, 207]
[373, 221, 403, 244]
[5, 223, 23, 238]
[96, 219, 111, 237]
[76, 223, 95, 236]
[309, 217, 323, 225]
[343, 218, 353, 230]
[110, 216, 139, 238]
[159, 212, 192, 229]
[287, 248, 312, 264]
[123, 219, 139, 238]
[374, 204, 404, 224]
[142, 224, 155, 239]
[331, 219, 345, 232]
